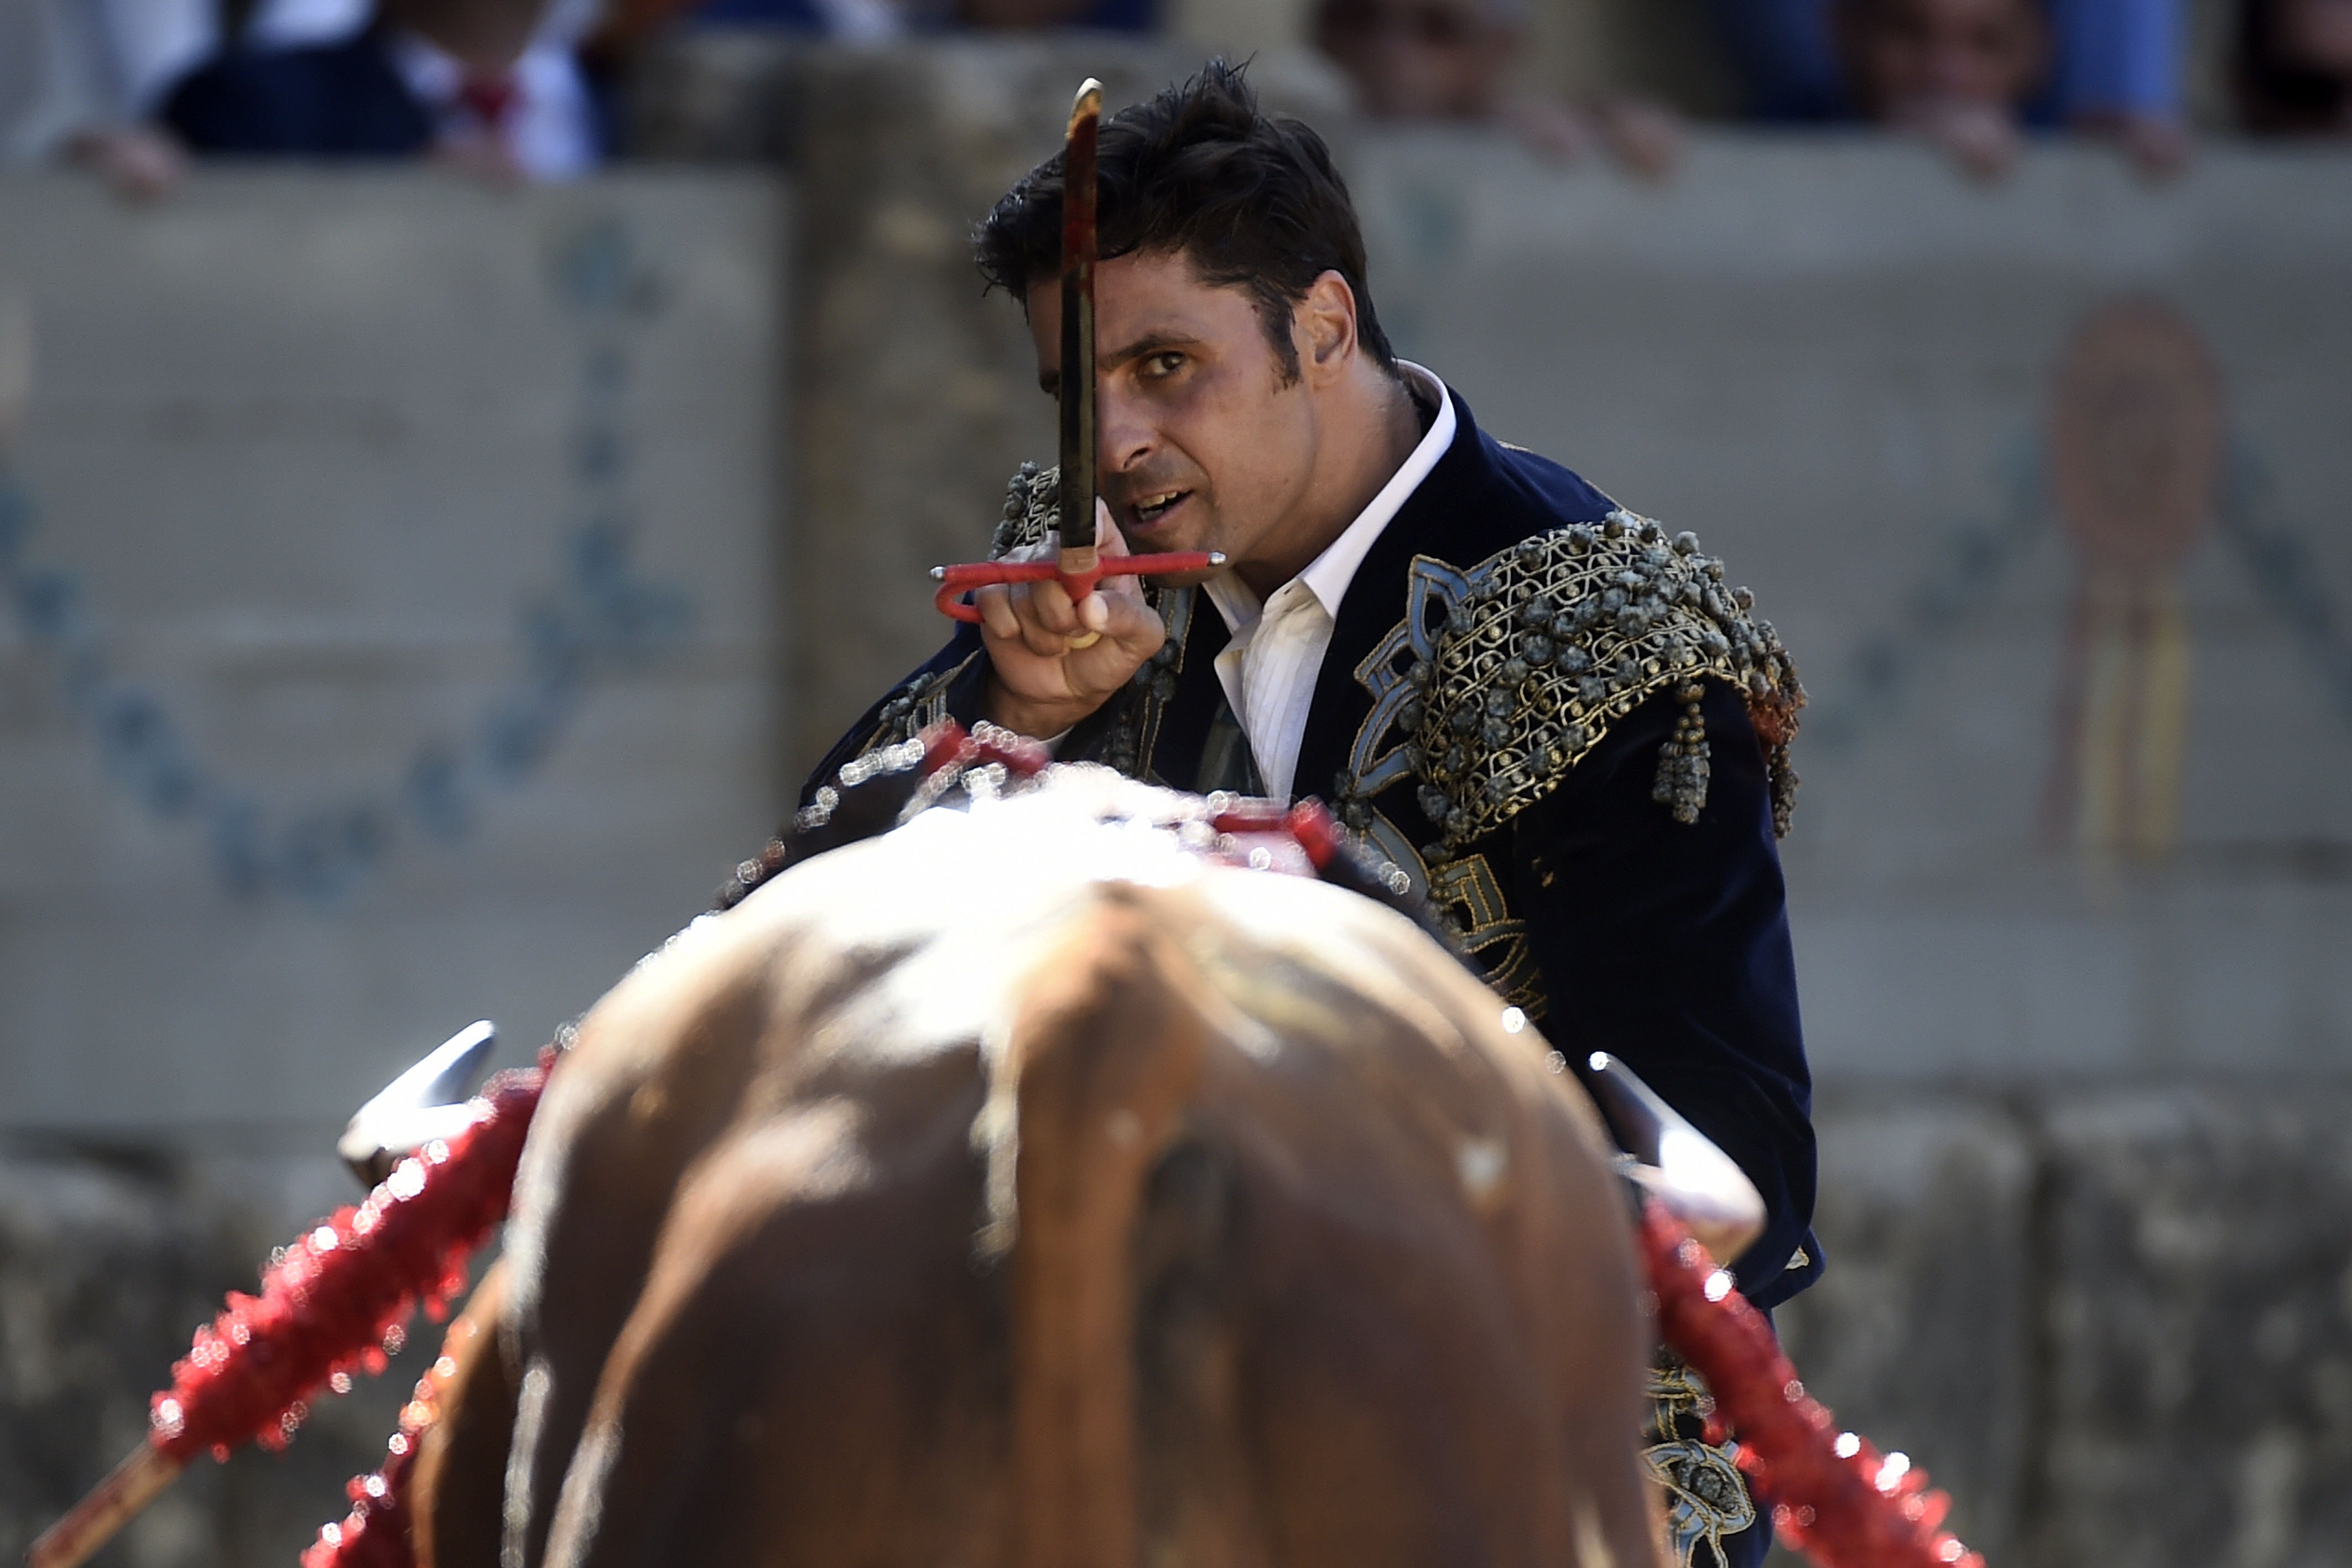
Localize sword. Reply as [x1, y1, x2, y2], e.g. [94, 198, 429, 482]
[1057, 77, 1102, 606]
[931, 77, 1221, 632]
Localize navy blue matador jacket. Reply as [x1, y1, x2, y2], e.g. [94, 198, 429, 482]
[802, 386, 1820, 1560]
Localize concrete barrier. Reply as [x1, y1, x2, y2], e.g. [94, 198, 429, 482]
[0, 169, 787, 1136]
[1341, 130, 2352, 1082]
[2026, 1086, 2352, 1566]
[1773, 1096, 2037, 1560]
[0, 1144, 446, 1567]
[1771, 1084, 2352, 1567]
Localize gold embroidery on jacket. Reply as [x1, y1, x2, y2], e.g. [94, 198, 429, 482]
[990, 460, 1058, 556]
[862, 650, 980, 754]
[1425, 852, 1545, 1018]
[1644, 1348, 1758, 1568]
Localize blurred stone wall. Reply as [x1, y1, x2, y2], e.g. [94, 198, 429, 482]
[1338, 130, 2352, 1083]
[0, 1143, 456, 1566]
[0, 166, 788, 1563]
[1774, 1087, 2352, 1565]
[0, 170, 787, 1134]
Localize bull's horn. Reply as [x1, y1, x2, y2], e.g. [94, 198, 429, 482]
[336, 1020, 497, 1185]
[1581, 1051, 1767, 1264]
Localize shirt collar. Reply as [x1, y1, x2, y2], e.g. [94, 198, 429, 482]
[1203, 361, 1456, 634]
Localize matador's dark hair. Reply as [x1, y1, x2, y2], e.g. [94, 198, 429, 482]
[973, 58, 1398, 383]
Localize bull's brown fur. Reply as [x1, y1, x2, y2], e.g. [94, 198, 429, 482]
[409, 1263, 515, 1568]
[417, 789, 1664, 1568]
[1005, 895, 1214, 1568]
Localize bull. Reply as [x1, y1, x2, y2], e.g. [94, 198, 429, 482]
[32, 736, 1972, 1568]
[424, 759, 1664, 1567]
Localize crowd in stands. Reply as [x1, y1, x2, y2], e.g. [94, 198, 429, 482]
[3, 0, 2348, 192]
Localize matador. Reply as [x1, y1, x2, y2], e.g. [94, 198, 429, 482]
[800, 61, 1820, 1568]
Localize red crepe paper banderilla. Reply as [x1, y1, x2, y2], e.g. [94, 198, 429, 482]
[297, 1303, 488, 1568]
[1640, 1200, 1985, 1568]
[25, 1060, 549, 1568]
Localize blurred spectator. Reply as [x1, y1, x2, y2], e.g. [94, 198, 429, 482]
[584, 0, 1147, 82]
[662, 0, 1154, 28]
[1313, 0, 1684, 174]
[1713, 0, 2188, 174]
[1836, 0, 2054, 173]
[947, 0, 1155, 24]
[679, 0, 899, 29]
[573, 0, 902, 111]
[1, 0, 206, 194]
[161, 0, 602, 178]
[2236, 0, 2352, 129]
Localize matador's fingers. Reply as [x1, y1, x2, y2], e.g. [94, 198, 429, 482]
[1028, 576, 1083, 637]
[976, 582, 1023, 644]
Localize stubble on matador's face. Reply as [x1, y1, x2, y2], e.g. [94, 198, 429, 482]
[1026, 250, 1314, 581]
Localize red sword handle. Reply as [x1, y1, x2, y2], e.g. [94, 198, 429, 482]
[930, 551, 1222, 623]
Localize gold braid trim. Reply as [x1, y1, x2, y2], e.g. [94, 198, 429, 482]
[1644, 1347, 1759, 1567]
[991, 461, 1059, 557]
[1343, 509, 1803, 855]
[863, 651, 979, 753]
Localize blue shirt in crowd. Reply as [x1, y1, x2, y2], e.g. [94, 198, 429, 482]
[1710, 0, 2183, 123]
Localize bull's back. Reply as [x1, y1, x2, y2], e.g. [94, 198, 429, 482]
[455, 790, 1660, 1568]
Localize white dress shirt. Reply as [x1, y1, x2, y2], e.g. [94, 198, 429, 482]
[1201, 362, 1456, 803]
[386, 32, 596, 182]
[239, 0, 599, 181]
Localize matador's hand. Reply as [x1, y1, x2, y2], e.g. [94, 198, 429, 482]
[977, 498, 1167, 741]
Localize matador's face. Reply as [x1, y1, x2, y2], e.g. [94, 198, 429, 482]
[1026, 249, 1326, 588]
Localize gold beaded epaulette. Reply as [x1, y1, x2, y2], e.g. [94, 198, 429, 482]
[1340, 510, 1803, 856]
